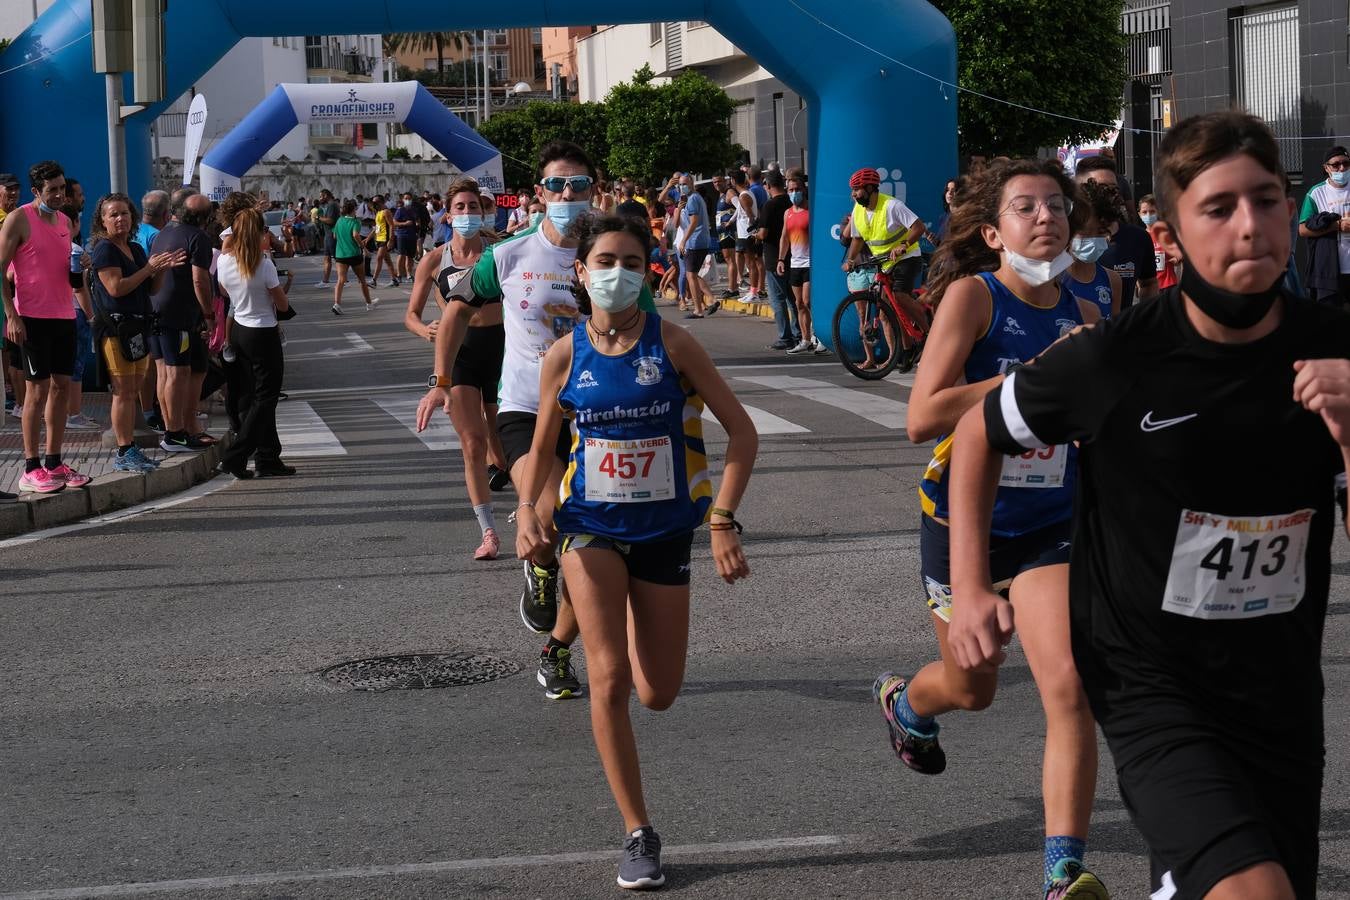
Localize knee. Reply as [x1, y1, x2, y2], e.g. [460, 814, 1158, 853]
[459, 428, 486, 461]
[589, 668, 633, 708]
[636, 684, 680, 711]
[1037, 664, 1092, 719]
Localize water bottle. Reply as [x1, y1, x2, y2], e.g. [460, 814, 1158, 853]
[69, 241, 83, 275]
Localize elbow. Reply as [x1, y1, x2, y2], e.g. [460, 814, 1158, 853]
[906, 408, 939, 444]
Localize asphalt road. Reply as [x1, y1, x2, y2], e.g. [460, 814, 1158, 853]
[4, 256, 1350, 899]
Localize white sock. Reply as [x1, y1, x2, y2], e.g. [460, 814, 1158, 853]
[473, 503, 496, 534]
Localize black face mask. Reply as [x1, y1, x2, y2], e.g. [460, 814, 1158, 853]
[1174, 236, 1281, 329]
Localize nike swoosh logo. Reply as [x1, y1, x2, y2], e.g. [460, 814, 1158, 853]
[1140, 411, 1198, 432]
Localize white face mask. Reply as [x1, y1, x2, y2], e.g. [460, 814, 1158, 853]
[998, 233, 1074, 287]
[1069, 235, 1109, 264]
[584, 264, 645, 313]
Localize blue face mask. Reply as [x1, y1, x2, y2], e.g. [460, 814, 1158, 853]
[528, 211, 544, 228]
[38, 201, 55, 215]
[451, 214, 482, 237]
[678, 184, 691, 197]
[1140, 213, 1158, 227]
[546, 200, 589, 233]
[1069, 235, 1109, 264]
[789, 191, 804, 206]
[584, 265, 645, 313]
[1331, 170, 1349, 188]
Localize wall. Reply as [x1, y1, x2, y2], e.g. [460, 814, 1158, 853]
[153, 157, 463, 202]
[0, 0, 55, 41]
[576, 26, 664, 102]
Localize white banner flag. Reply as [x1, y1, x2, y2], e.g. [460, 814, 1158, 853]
[182, 93, 208, 187]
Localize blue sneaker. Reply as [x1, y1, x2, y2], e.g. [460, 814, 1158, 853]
[113, 446, 157, 473]
[872, 672, 946, 775]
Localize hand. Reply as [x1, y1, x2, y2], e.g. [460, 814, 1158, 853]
[514, 506, 551, 561]
[424, 319, 439, 342]
[415, 385, 451, 432]
[946, 585, 1014, 672]
[710, 529, 750, 583]
[842, 258, 856, 272]
[1294, 359, 1350, 446]
[677, 243, 687, 256]
[1339, 218, 1350, 234]
[5, 314, 25, 345]
[890, 244, 906, 262]
[80, 251, 92, 270]
[776, 261, 786, 276]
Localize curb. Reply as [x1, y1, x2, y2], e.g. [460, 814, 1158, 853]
[0, 440, 226, 539]
[718, 296, 774, 319]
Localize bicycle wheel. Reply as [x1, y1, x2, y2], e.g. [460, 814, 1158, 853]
[832, 290, 902, 380]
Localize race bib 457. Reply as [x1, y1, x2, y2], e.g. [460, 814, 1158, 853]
[1162, 508, 1314, 620]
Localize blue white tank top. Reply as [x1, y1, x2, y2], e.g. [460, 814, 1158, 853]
[555, 313, 712, 542]
[1064, 263, 1113, 319]
[919, 272, 1083, 537]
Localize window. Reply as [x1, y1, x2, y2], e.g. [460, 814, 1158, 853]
[730, 100, 755, 160]
[650, 22, 662, 44]
[490, 51, 508, 83]
[1230, 2, 1301, 172]
[772, 93, 786, 167]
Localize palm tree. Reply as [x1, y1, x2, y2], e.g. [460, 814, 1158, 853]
[383, 32, 471, 81]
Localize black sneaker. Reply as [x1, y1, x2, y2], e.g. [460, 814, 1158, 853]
[486, 464, 511, 492]
[160, 432, 206, 453]
[215, 461, 254, 480]
[254, 462, 297, 477]
[144, 412, 165, 433]
[537, 646, 583, 700]
[617, 826, 665, 890]
[0, 489, 17, 501]
[872, 672, 947, 775]
[519, 560, 559, 634]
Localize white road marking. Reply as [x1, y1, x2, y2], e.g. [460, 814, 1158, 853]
[374, 393, 460, 451]
[280, 382, 418, 399]
[703, 404, 809, 435]
[274, 401, 347, 458]
[736, 375, 907, 429]
[0, 477, 233, 550]
[288, 332, 376, 360]
[884, 371, 917, 387]
[0, 835, 855, 899]
[343, 332, 375, 352]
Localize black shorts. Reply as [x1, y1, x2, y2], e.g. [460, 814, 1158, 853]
[682, 248, 709, 272]
[395, 235, 417, 256]
[374, 239, 388, 250]
[335, 255, 363, 267]
[17, 316, 76, 381]
[452, 324, 505, 405]
[886, 257, 923, 294]
[719, 235, 735, 250]
[498, 410, 570, 471]
[735, 237, 760, 254]
[919, 514, 1071, 622]
[150, 327, 208, 373]
[1115, 736, 1320, 899]
[560, 532, 695, 586]
[788, 266, 810, 286]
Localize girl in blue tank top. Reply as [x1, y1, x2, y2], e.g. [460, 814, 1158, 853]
[1062, 178, 1124, 319]
[514, 215, 758, 891]
[874, 160, 1110, 898]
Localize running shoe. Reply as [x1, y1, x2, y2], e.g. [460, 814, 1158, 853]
[872, 672, 946, 775]
[144, 411, 165, 433]
[215, 461, 254, 479]
[705, 301, 721, 316]
[719, 288, 737, 299]
[617, 826, 665, 890]
[314, 280, 330, 287]
[254, 461, 297, 477]
[537, 646, 583, 700]
[0, 490, 16, 501]
[520, 560, 559, 633]
[1045, 860, 1110, 899]
[18, 467, 65, 494]
[766, 340, 793, 350]
[162, 432, 209, 452]
[365, 297, 380, 311]
[486, 464, 511, 492]
[114, 448, 157, 473]
[366, 279, 377, 288]
[10, 403, 22, 419]
[65, 413, 100, 429]
[47, 463, 92, 488]
[786, 340, 812, 355]
[331, 304, 343, 316]
[474, 528, 500, 561]
[811, 337, 830, 355]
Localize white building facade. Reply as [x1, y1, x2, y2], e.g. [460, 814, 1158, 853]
[575, 22, 808, 173]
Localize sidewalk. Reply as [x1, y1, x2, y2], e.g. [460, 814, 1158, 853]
[0, 392, 229, 538]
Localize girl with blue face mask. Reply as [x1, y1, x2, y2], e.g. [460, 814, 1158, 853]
[1064, 179, 1125, 319]
[514, 214, 757, 893]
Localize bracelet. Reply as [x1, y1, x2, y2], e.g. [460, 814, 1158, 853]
[709, 519, 743, 534]
[517, 500, 535, 509]
[710, 506, 735, 519]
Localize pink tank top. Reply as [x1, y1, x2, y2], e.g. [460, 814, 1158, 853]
[13, 203, 73, 319]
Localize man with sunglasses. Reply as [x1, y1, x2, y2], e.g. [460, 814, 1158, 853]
[415, 140, 656, 701]
[1299, 145, 1350, 306]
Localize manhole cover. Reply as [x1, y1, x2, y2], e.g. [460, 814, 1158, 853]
[321, 652, 521, 692]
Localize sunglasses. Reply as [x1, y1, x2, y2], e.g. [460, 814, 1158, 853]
[538, 175, 594, 194]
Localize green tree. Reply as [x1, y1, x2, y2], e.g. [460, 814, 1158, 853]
[930, 0, 1127, 156]
[383, 32, 471, 79]
[604, 65, 740, 182]
[478, 101, 612, 189]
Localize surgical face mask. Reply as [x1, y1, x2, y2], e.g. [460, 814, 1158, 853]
[998, 234, 1074, 287]
[528, 211, 544, 228]
[789, 190, 804, 206]
[1140, 213, 1158, 227]
[451, 214, 482, 238]
[1331, 170, 1349, 188]
[38, 201, 55, 215]
[1069, 235, 1109, 264]
[402, 199, 412, 208]
[1174, 235, 1281, 329]
[584, 265, 645, 313]
[546, 199, 589, 233]
[678, 184, 691, 197]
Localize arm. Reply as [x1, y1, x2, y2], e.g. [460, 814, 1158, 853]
[844, 235, 865, 270]
[269, 284, 290, 313]
[1107, 269, 1123, 316]
[96, 251, 179, 298]
[513, 339, 575, 559]
[74, 283, 94, 319]
[1291, 359, 1350, 538]
[905, 277, 999, 442]
[665, 322, 756, 582]
[191, 266, 215, 325]
[413, 297, 478, 430]
[778, 220, 791, 275]
[0, 211, 27, 342]
[1299, 220, 1338, 239]
[681, 213, 701, 254]
[405, 246, 445, 341]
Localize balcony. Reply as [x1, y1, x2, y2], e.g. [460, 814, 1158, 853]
[305, 45, 377, 77]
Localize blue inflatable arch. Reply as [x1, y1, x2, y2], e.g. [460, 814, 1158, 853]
[0, 0, 957, 336]
[199, 81, 503, 201]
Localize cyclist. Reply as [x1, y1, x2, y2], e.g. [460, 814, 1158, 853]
[514, 214, 756, 891]
[873, 159, 1105, 899]
[843, 167, 929, 353]
[955, 110, 1350, 900]
[1063, 179, 1123, 319]
[415, 141, 656, 699]
[405, 177, 509, 560]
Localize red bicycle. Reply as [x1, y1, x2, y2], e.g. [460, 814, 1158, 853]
[831, 255, 931, 380]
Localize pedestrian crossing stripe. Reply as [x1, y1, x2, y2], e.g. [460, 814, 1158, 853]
[273, 401, 346, 458]
[735, 375, 907, 429]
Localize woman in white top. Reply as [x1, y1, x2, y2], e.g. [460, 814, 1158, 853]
[215, 208, 293, 479]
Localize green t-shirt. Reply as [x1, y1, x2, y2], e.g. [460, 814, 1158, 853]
[333, 215, 365, 259]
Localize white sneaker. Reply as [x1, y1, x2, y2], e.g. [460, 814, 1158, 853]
[66, 413, 100, 429]
[365, 297, 380, 311]
[314, 280, 330, 287]
[11, 404, 23, 418]
[812, 337, 830, 354]
[786, 340, 812, 355]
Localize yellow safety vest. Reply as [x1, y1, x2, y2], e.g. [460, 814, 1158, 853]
[852, 193, 910, 272]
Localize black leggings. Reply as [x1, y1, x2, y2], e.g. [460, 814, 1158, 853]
[223, 323, 284, 468]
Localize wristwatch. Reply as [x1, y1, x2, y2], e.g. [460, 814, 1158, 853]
[428, 374, 451, 388]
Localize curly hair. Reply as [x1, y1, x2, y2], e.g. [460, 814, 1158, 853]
[926, 158, 1086, 306]
[88, 192, 139, 250]
[1078, 179, 1124, 229]
[217, 190, 258, 228]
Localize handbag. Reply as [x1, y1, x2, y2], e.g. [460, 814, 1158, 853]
[113, 314, 150, 362]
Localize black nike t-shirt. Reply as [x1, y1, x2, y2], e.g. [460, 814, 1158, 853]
[984, 289, 1350, 768]
[1100, 223, 1156, 309]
